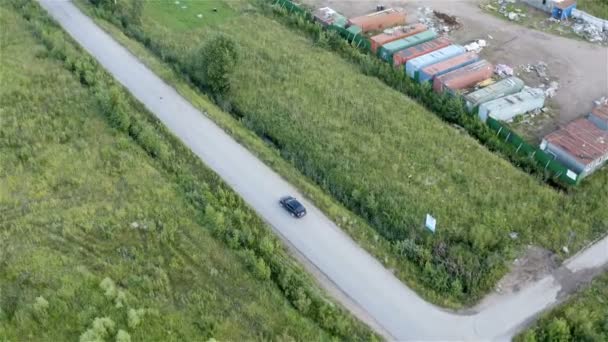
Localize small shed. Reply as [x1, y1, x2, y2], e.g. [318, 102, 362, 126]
[541, 118, 608, 178]
[477, 88, 545, 122]
[552, 0, 577, 20]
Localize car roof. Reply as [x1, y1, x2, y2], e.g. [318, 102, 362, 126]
[285, 197, 304, 209]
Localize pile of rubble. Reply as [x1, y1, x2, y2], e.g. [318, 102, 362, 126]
[517, 61, 560, 99]
[417, 7, 461, 33]
[572, 19, 608, 43]
[493, 0, 527, 22]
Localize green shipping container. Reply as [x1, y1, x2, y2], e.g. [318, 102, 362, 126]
[347, 25, 362, 35]
[332, 14, 348, 28]
[378, 30, 437, 64]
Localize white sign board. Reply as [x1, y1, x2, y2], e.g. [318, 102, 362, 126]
[566, 169, 577, 181]
[425, 214, 436, 233]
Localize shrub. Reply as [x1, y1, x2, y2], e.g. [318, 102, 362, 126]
[79, 317, 116, 342]
[115, 330, 131, 342]
[186, 35, 238, 95]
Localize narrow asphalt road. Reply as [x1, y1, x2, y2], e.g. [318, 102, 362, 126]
[40, 1, 608, 340]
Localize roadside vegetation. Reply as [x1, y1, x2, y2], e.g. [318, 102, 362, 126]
[578, 0, 608, 19]
[0, 2, 376, 340]
[516, 272, 608, 341]
[74, 0, 608, 306]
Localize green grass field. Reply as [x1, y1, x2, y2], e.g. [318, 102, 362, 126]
[578, 0, 608, 20]
[0, 3, 374, 340]
[76, 0, 608, 305]
[516, 272, 608, 341]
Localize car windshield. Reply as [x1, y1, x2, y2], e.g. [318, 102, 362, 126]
[288, 199, 304, 212]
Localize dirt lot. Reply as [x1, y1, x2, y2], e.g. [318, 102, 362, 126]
[301, 0, 608, 132]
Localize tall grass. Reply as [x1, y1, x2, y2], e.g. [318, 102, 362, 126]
[0, 1, 376, 340]
[78, 0, 607, 305]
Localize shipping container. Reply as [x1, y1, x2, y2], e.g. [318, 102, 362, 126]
[589, 104, 608, 130]
[391, 37, 452, 67]
[464, 77, 525, 112]
[433, 60, 493, 94]
[378, 30, 438, 64]
[405, 44, 465, 80]
[369, 24, 427, 54]
[419, 52, 479, 84]
[348, 9, 407, 32]
[313, 7, 346, 27]
[478, 88, 545, 122]
[347, 25, 363, 35]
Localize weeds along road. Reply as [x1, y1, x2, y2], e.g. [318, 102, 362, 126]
[40, 1, 608, 340]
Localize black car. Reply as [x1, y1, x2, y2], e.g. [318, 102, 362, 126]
[279, 196, 307, 218]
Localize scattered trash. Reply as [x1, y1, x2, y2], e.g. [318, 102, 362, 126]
[130, 222, 139, 229]
[562, 246, 570, 254]
[464, 39, 487, 53]
[376, 4, 385, 12]
[572, 20, 608, 43]
[495, 64, 514, 77]
[545, 81, 559, 98]
[594, 96, 608, 107]
[488, 34, 494, 39]
[509, 232, 519, 240]
[197, 14, 203, 18]
[508, 12, 519, 21]
[181, 5, 187, 9]
[417, 7, 461, 33]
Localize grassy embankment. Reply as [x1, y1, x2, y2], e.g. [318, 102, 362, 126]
[516, 272, 608, 341]
[75, 0, 607, 307]
[578, 0, 608, 19]
[0, 2, 376, 340]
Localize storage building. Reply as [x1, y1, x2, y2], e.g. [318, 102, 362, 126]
[391, 37, 452, 67]
[541, 118, 608, 179]
[405, 44, 465, 80]
[589, 104, 608, 130]
[433, 60, 493, 94]
[477, 88, 546, 123]
[378, 30, 437, 64]
[552, 0, 577, 20]
[370, 24, 427, 54]
[418, 51, 479, 83]
[464, 77, 525, 113]
[348, 8, 407, 32]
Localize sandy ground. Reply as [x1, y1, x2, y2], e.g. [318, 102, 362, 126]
[303, 0, 608, 130]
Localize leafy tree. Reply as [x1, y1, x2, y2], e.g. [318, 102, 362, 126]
[187, 35, 238, 95]
[544, 318, 571, 342]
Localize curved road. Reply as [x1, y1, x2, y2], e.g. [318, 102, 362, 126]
[40, 1, 608, 340]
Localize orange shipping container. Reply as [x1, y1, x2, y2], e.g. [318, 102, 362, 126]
[433, 60, 494, 94]
[369, 24, 426, 54]
[348, 9, 407, 33]
[391, 37, 452, 66]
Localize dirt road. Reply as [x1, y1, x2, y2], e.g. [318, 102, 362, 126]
[307, 0, 608, 126]
[41, 1, 608, 340]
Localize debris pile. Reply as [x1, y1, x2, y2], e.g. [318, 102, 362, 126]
[572, 20, 608, 43]
[464, 39, 487, 53]
[495, 64, 513, 78]
[417, 7, 461, 33]
[594, 96, 608, 107]
[544, 81, 559, 98]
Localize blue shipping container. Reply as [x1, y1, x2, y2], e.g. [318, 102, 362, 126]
[405, 45, 465, 80]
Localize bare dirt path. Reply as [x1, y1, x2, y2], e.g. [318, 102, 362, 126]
[307, 0, 608, 126]
[40, 1, 608, 340]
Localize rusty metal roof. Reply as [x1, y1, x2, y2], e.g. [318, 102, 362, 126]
[554, 0, 577, 9]
[545, 118, 608, 166]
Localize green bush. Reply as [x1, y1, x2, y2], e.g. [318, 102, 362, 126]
[186, 35, 238, 95]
